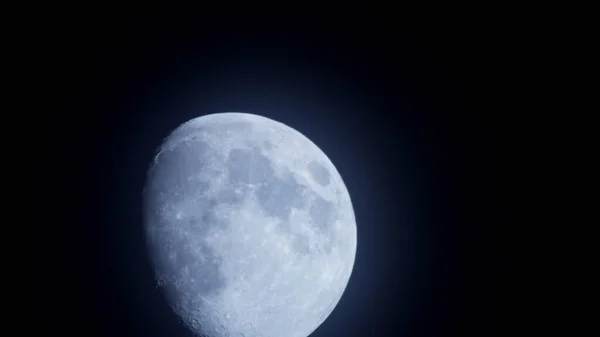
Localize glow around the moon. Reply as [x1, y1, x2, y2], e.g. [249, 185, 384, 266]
[143, 112, 357, 337]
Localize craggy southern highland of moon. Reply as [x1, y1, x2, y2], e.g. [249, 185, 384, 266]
[143, 113, 357, 337]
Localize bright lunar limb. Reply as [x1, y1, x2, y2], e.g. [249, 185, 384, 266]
[143, 112, 357, 337]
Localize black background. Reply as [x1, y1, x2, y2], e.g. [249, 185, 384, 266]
[46, 8, 511, 337]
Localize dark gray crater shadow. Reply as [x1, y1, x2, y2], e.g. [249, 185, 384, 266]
[307, 160, 331, 186]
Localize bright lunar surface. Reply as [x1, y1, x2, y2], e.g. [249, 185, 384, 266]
[143, 112, 357, 337]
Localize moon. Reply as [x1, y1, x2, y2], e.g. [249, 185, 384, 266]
[143, 112, 357, 337]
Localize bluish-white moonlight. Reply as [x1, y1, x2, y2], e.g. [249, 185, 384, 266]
[143, 112, 357, 337]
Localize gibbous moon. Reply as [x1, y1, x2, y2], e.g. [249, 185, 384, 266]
[143, 112, 357, 337]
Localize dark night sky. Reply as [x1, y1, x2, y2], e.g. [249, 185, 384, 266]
[46, 9, 511, 337]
